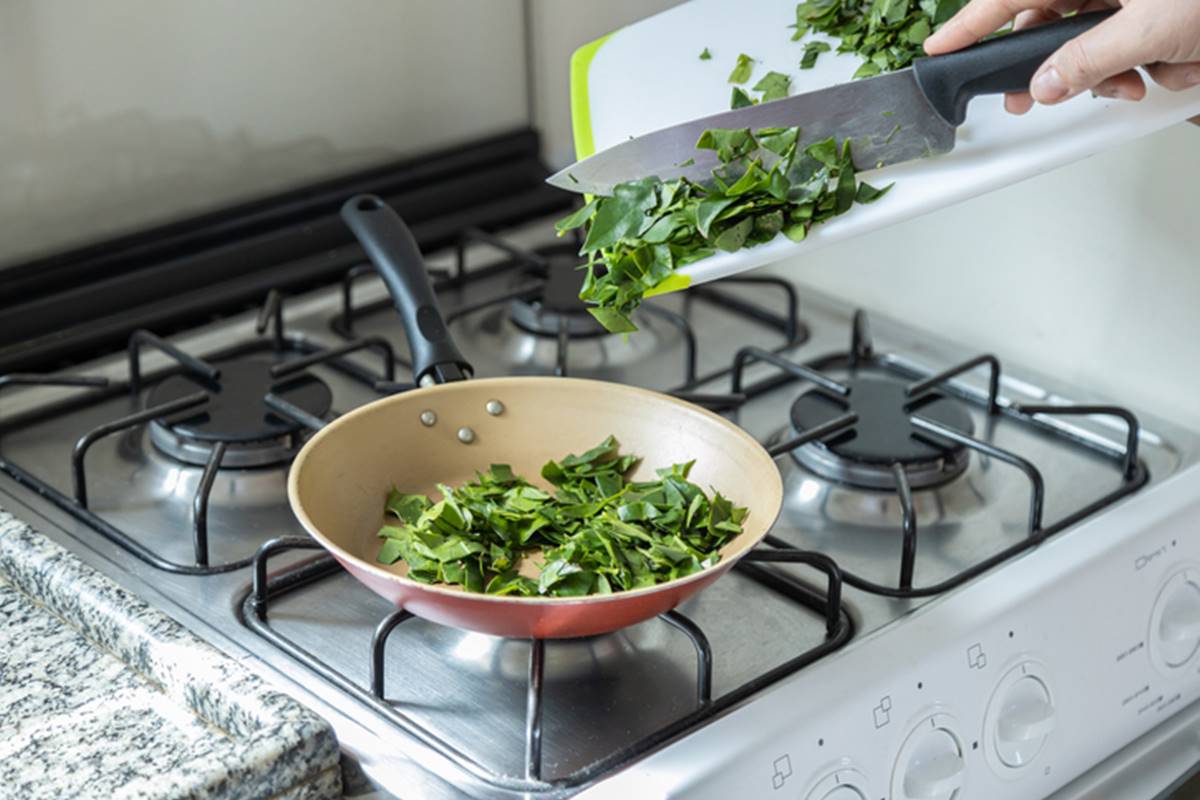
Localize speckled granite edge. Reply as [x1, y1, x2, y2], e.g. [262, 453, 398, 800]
[0, 508, 342, 799]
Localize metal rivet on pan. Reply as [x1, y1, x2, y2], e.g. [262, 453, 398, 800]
[485, 399, 504, 416]
[419, 410, 437, 427]
[457, 427, 476, 444]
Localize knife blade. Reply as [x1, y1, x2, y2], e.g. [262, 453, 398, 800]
[548, 10, 1114, 196]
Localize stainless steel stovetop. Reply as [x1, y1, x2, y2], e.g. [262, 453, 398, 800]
[1, 217, 1194, 799]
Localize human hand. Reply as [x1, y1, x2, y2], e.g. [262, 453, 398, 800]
[924, 0, 1200, 114]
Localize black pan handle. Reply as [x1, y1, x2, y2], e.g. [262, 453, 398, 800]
[340, 195, 472, 385]
[913, 9, 1116, 126]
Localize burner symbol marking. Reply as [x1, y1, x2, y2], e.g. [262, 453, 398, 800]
[873, 695, 892, 728]
[967, 643, 987, 670]
[771, 754, 793, 789]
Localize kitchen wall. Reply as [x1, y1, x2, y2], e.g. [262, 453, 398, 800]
[767, 122, 1200, 431]
[528, 0, 684, 169]
[0, 0, 529, 268]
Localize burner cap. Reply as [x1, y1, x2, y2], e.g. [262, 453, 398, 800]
[147, 356, 332, 468]
[789, 375, 974, 490]
[509, 260, 607, 338]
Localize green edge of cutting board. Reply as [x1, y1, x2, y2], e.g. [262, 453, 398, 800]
[569, 30, 692, 299]
[569, 33, 613, 161]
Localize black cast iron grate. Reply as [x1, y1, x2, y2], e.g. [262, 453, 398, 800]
[0, 292, 399, 574]
[331, 227, 809, 390]
[237, 536, 853, 794]
[730, 309, 1148, 597]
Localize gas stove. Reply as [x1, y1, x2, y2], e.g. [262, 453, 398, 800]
[3, 144, 1200, 800]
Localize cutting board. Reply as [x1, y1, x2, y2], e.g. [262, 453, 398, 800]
[571, 0, 1200, 291]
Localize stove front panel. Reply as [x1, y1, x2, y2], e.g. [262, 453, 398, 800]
[581, 464, 1200, 800]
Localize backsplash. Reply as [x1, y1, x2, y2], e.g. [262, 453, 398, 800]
[0, 0, 528, 268]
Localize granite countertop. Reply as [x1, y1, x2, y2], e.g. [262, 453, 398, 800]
[0, 509, 342, 800]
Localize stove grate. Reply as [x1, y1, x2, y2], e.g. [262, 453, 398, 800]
[0, 292, 398, 574]
[239, 536, 852, 792]
[331, 228, 808, 389]
[733, 310, 1148, 598]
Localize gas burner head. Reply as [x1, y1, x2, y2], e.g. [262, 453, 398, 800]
[450, 246, 679, 380]
[147, 355, 332, 468]
[788, 375, 974, 490]
[508, 257, 607, 338]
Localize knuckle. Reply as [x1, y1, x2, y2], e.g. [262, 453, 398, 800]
[1148, 63, 1193, 91]
[1055, 38, 1100, 87]
[996, 0, 1030, 19]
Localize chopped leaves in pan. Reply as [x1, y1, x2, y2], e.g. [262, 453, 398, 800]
[375, 436, 748, 597]
[555, 127, 892, 333]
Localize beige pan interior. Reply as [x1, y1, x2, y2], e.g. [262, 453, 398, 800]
[289, 376, 784, 602]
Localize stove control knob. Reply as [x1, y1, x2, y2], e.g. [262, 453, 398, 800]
[983, 661, 1055, 772]
[1150, 568, 1200, 672]
[891, 712, 966, 800]
[805, 766, 870, 800]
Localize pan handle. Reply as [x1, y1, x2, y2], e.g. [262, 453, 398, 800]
[340, 195, 473, 385]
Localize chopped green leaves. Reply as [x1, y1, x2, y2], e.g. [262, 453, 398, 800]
[730, 86, 758, 109]
[375, 438, 747, 597]
[799, 40, 831, 69]
[727, 52, 755, 84]
[752, 71, 792, 102]
[699, 47, 713, 60]
[790, 0, 967, 77]
[554, 126, 891, 332]
[553, 199, 596, 235]
[855, 181, 894, 203]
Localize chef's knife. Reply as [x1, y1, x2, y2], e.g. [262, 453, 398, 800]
[548, 10, 1114, 196]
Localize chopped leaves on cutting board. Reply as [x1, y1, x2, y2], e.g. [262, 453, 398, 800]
[799, 40, 832, 69]
[699, 47, 713, 60]
[375, 436, 747, 597]
[790, 0, 968, 76]
[727, 52, 755, 84]
[556, 127, 892, 333]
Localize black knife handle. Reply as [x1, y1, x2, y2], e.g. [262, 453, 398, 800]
[340, 194, 472, 385]
[913, 9, 1116, 126]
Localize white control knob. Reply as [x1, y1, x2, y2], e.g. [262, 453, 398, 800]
[820, 787, 866, 800]
[1150, 569, 1200, 672]
[984, 661, 1055, 773]
[805, 766, 870, 800]
[891, 713, 966, 800]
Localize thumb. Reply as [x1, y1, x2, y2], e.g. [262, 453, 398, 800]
[1030, 9, 1151, 104]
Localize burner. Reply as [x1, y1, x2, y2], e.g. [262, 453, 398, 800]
[508, 257, 607, 338]
[147, 356, 332, 468]
[789, 375, 974, 490]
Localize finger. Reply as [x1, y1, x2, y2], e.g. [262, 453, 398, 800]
[1091, 69, 1146, 100]
[925, 0, 1058, 55]
[1012, 8, 1053, 31]
[1144, 61, 1200, 91]
[1048, 0, 1093, 16]
[1030, 7, 1156, 104]
[1005, 90, 1036, 113]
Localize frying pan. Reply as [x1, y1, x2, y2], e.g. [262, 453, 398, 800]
[286, 194, 784, 639]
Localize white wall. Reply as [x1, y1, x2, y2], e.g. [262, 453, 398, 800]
[528, 0, 683, 169]
[0, 0, 529, 267]
[769, 122, 1200, 431]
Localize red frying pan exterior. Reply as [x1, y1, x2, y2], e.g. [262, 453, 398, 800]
[287, 377, 783, 639]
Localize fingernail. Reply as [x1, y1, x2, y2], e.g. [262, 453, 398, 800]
[1187, 68, 1200, 86]
[1031, 67, 1069, 103]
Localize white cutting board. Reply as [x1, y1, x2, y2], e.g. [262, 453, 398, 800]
[573, 0, 1200, 291]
